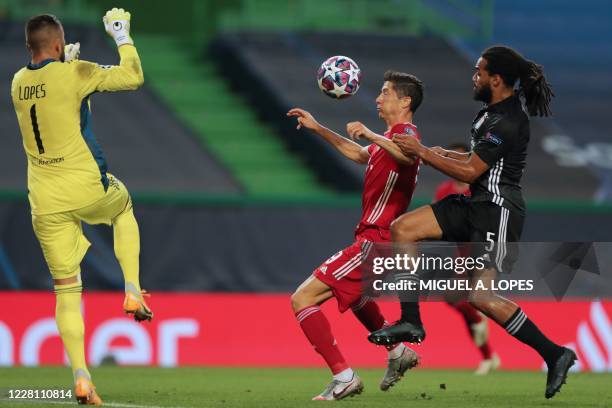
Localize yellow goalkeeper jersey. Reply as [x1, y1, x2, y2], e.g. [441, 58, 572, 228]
[11, 45, 143, 215]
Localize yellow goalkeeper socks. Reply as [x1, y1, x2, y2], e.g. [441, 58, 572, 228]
[113, 208, 142, 295]
[54, 280, 90, 382]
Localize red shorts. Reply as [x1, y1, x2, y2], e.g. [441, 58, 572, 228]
[313, 238, 374, 313]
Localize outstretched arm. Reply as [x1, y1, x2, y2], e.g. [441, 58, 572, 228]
[430, 147, 471, 161]
[287, 108, 370, 164]
[346, 122, 415, 166]
[393, 134, 489, 183]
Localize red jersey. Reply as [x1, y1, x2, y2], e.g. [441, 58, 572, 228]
[433, 179, 471, 202]
[355, 122, 420, 242]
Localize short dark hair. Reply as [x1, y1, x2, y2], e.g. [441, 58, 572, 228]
[26, 14, 63, 52]
[383, 70, 424, 113]
[447, 142, 469, 152]
[481, 45, 554, 117]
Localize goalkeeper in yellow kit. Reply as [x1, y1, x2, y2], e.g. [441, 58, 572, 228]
[11, 8, 151, 405]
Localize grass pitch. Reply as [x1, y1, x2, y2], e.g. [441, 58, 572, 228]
[0, 367, 610, 408]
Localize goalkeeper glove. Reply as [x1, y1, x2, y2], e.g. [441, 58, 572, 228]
[103, 8, 133, 47]
[64, 42, 80, 62]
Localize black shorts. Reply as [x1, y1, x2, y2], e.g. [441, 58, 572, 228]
[431, 194, 524, 273]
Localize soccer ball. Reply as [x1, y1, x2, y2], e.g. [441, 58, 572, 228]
[317, 56, 361, 99]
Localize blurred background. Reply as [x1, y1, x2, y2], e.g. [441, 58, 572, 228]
[0, 0, 610, 372]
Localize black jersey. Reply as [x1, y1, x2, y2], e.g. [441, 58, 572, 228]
[470, 94, 529, 215]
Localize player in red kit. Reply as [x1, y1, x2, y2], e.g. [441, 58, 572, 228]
[434, 142, 500, 375]
[287, 71, 423, 400]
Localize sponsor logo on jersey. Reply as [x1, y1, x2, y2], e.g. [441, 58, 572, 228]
[30, 156, 65, 166]
[484, 132, 502, 145]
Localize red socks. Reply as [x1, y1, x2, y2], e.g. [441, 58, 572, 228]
[351, 297, 385, 332]
[296, 306, 349, 374]
[352, 298, 401, 352]
[453, 301, 493, 359]
[296, 299, 401, 375]
[479, 341, 493, 359]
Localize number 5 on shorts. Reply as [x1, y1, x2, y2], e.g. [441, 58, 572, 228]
[485, 231, 496, 252]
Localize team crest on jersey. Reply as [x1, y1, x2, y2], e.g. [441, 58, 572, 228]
[319, 266, 328, 274]
[484, 132, 502, 145]
[404, 127, 416, 136]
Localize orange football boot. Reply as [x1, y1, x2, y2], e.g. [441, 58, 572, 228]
[123, 289, 154, 322]
[75, 377, 102, 405]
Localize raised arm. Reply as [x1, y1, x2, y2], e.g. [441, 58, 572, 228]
[77, 8, 144, 98]
[287, 108, 370, 164]
[346, 122, 415, 166]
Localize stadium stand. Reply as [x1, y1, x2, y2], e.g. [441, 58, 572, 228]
[138, 34, 330, 196]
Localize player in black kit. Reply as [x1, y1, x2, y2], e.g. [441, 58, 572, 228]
[368, 46, 576, 399]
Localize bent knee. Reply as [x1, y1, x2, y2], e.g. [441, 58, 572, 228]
[390, 216, 419, 242]
[292, 285, 324, 312]
[290, 289, 307, 312]
[391, 206, 441, 242]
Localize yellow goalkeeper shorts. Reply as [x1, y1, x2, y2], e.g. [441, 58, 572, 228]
[31, 173, 133, 280]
